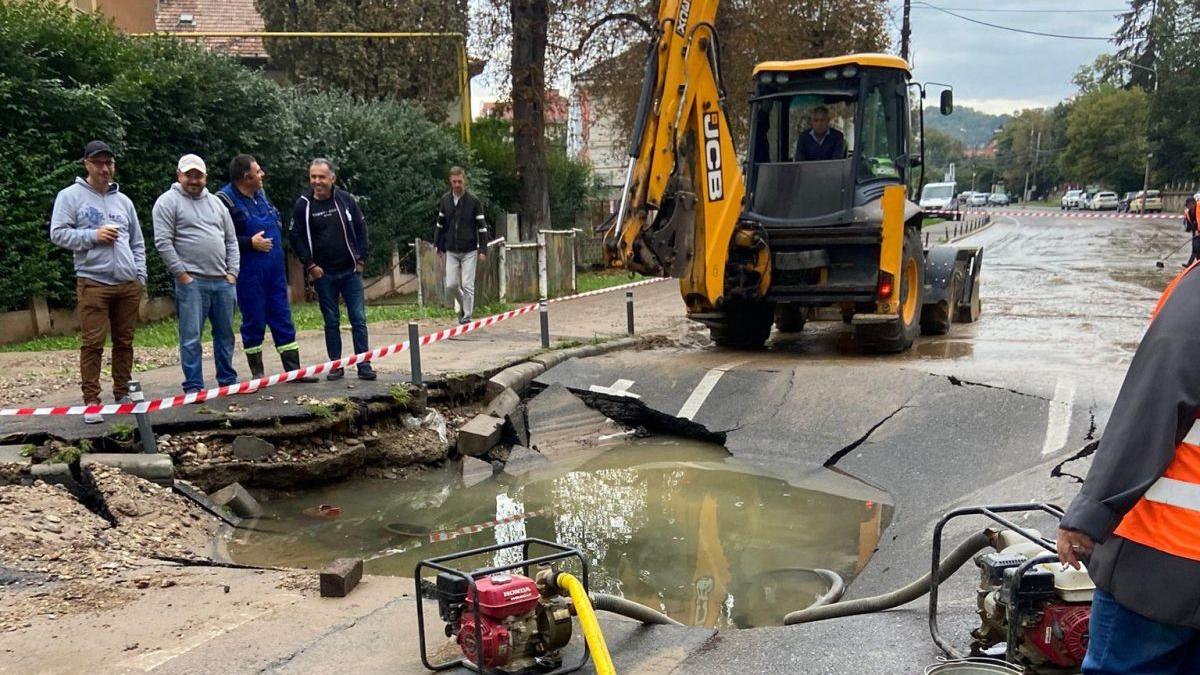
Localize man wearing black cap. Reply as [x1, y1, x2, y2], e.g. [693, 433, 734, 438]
[49, 141, 148, 424]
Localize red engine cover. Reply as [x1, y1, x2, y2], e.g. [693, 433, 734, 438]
[1025, 603, 1090, 667]
[467, 573, 540, 619]
[458, 573, 541, 669]
[459, 611, 511, 669]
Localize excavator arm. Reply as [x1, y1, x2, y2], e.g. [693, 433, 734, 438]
[605, 0, 769, 314]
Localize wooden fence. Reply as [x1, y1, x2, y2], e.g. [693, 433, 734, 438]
[415, 230, 578, 307]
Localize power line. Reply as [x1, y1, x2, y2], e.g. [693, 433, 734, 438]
[911, 2, 1114, 40]
[914, 7, 1125, 13]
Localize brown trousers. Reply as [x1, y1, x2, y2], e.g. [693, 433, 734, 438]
[76, 278, 142, 404]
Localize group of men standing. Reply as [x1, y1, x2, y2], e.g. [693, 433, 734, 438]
[49, 141, 386, 423]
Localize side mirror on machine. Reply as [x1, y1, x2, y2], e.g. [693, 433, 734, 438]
[940, 89, 954, 116]
[909, 154, 923, 168]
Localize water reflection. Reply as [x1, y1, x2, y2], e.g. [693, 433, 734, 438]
[229, 438, 892, 628]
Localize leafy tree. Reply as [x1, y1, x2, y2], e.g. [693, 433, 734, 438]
[254, 0, 468, 120]
[1060, 85, 1150, 193]
[922, 128, 964, 184]
[267, 90, 479, 275]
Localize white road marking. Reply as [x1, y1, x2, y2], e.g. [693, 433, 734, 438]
[1041, 376, 1076, 456]
[589, 378, 640, 398]
[677, 360, 745, 421]
[123, 605, 276, 671]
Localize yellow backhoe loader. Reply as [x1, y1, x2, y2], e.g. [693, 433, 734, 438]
[603, 0, 982, 351]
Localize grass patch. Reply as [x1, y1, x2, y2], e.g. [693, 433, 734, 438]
[51, 439, 91, 465]
[921, 217, 946, 228]
[0, 298, 513, 353]
[20, 444, 35, 458]
[388, 384, 410, 406]
[109, 422, 136, 442]
[305, 402, 335, 420]
[575, 270, 650, 294]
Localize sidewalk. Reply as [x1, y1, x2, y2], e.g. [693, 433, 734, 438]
[0, 280, 689, 440]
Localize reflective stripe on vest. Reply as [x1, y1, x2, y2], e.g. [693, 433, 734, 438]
[1113, 269, 1200, 561]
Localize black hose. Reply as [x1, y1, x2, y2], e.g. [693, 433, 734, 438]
[782, 531, 991, 626]
[590, 593, 684, 626]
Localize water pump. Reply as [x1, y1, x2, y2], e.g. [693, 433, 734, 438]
[435, 570, 573, 672]
[972, 532, 1093, 672]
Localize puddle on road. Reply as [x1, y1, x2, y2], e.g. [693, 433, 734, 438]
[228, 437, 892, 629]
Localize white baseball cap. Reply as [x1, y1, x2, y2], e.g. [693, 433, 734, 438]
[177, 154, 207, 175]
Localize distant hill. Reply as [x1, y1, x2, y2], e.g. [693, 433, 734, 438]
[924, 106, 1010, 148]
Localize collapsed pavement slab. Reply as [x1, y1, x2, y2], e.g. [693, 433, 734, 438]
[526, 383, 622, 462]
[456, 414, 504, 457]
[501, 445, 549, 477]
[460, 455, 497, 489]
[231, 435, 276, 461]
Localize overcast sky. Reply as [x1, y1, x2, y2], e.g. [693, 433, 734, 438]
[470, 1, 1127, 117]
[895, 1, 1125, 114]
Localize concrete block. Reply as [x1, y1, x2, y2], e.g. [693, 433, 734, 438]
[456, 414, 504, 457]
[508, 403, 530, 448]
[231, 435, 276, 461]
[30, 463, 76, 488]
[531, 350, 570, 369]
[208, 482, 264, 519]
[320, 558, 363, 597]
[460, 455, 496, 489]
[484, 387, 520, 420]
[0, 445, 31, 466]
[80, 453, 174, 486]
[502, 445, 550, 477]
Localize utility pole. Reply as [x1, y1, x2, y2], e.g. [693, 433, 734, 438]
[1029, 130, 1042, 201]
[901, 0, 912, 62]
[1143, 152, 1153, 197]
[1022, 128, 1034, 202]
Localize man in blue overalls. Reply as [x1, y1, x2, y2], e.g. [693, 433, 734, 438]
[217, 154, 317, 383]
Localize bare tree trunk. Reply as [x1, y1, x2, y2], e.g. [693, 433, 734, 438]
[510, 0, 552, 241]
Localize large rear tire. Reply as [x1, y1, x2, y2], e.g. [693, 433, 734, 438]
[857, 228, 924, 353]
[710, 301, 775, 349]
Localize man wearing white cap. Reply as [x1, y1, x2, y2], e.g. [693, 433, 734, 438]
[152, 154, 240, 394]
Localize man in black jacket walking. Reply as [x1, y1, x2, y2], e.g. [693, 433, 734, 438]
[434, 167, 489, 324]
[290, 158, 376, 381]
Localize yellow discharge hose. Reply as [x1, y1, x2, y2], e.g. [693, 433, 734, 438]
[557, 573, 616, 675]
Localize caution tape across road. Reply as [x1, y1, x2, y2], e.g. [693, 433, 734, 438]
[925, 208, 1182, 221]
[1, 277, 668, 418]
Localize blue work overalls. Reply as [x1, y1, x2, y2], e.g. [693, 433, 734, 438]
[217, 184, 298, 356]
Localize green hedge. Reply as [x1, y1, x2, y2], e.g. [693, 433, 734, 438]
[0, 0, 490, 310]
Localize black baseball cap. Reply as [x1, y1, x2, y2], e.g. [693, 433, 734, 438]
[83, 140, 115, 159]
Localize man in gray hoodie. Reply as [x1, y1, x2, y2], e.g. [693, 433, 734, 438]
[153, 154, 240, 394]
[50, 140, 148, 424]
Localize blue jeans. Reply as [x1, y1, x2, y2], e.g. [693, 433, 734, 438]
[175, 277, 238, 392]
[313, 268, 371, 371]
[1084, 588, 1200, 674]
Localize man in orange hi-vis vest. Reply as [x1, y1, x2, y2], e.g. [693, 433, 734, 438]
[1058, 263, 1200, 673]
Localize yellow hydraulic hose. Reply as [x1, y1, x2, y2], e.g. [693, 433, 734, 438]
[557, 573, 615, 675]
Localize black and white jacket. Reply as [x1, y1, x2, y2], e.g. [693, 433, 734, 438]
[434, 191, 488, 254]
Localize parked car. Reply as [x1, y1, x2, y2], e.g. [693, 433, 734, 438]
[1061, 189, 1084, 209]
[987, 192, 1010, 206]
[1130, 190, 1164, 213]
[966, 192, 989, 207]
[1090, 191, 1119, 211]
[919, 182, 959, 212]
[1119, 192, 1136, 213]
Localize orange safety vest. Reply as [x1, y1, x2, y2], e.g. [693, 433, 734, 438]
[1113, 261, 1200, 561]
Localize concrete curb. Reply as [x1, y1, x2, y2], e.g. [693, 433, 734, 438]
[484, 336, 645, 402]
[944, 214, 995, 245]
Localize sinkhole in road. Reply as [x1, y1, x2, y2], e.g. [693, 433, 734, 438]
[227, 437, 893, 629]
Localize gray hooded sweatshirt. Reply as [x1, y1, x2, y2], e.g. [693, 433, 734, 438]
[49, 177, 147, 286]
[152, 182, 240, 279]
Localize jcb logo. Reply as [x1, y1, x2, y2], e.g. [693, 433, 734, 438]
[676, 0, 690, 36]
[703, 112, 724, 202]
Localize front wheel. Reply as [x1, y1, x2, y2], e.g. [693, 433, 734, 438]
[857, 228, 924, 353]
[709, 301, 775, 349]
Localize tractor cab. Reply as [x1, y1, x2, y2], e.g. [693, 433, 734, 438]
[744, 54, 943, 227]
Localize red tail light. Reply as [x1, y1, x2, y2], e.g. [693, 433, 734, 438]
[878, 272, 895, 299]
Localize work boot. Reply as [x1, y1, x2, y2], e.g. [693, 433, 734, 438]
[280, 349, 318, 383]
[246, 351, 265, 380]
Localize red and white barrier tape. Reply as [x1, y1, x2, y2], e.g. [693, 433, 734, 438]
[428, 508, 548, 543]
[1, 277, 668, 417]
[925, 209, 1181, 221]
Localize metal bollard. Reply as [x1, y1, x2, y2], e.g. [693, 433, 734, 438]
[626, 291, 635, 335]
[540, 301, 550, 348]
[925, 231, 930, 248]
[127, 380, 157, 454]
[408, 322, 422, 385]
